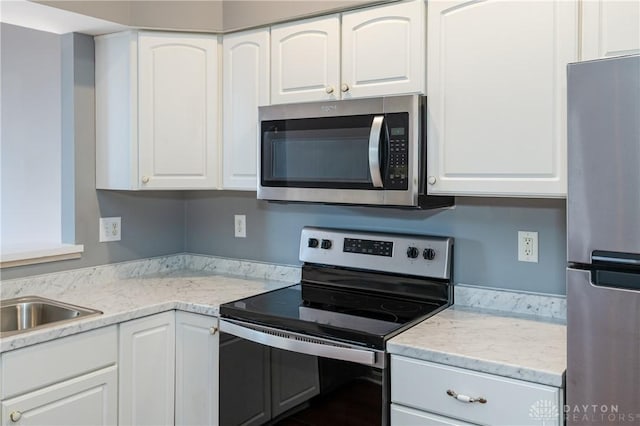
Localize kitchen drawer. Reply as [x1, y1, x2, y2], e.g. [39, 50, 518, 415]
[1, 326, 117, 399]
[391, 404, 478, 426]
[391, 356, 562, 426]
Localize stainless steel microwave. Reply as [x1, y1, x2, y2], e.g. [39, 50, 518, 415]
[258, 95, 454, 209]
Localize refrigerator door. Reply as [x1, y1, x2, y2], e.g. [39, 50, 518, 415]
[567, 55, 640, 265]
[566, 268, 640, 425]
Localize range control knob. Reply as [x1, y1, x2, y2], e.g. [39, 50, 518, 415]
[320, 239, 332, 249]
[423, 248, 436, 260]
[406, 247, 419, 259]
[308, 238, 319, 248]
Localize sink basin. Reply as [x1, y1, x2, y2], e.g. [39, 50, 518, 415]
[1, 296, 102, 337]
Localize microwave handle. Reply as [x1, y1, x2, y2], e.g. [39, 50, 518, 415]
[368, 115, 384, 188]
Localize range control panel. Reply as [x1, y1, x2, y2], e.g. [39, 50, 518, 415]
[300, 227, 452, 279]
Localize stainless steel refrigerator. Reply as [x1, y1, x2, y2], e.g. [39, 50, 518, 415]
[566, 54, 640, 425]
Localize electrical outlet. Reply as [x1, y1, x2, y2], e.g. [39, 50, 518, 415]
[99, 217, 121, 242]
[234, 215, 246, 238]
[518, 231, 538, 263]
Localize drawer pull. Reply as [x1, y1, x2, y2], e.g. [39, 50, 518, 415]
[446, 389, 487, 404]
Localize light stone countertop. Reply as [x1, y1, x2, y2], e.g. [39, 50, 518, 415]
[0, 269, 294, 353]
[1, 254, 567, 389]
[387, 307, 566, 387]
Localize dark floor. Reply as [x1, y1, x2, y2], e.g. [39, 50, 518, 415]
[275, 379, 382, 426]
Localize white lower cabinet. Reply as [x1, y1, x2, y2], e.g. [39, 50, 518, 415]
[391, 356, 563, 426]
[119, 311, 219, 426]
[119, 312, 176, 426]
[175, 311, 219, 426]
[0, 326, 118, 426]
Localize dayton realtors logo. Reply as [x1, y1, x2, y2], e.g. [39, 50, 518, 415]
[530, 400, 640, 424]
[564, 404, 640, 424]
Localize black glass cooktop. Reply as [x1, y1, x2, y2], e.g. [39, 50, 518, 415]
[219, 283, 445, 350]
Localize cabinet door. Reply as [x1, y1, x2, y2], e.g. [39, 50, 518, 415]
[222, 28, 269, 190]
[138, 32, 219, 189]
[427, 1, 578, 197]
[581, 0, 640, 60]
[271, 348, 320, 418]
[175, 312, 219, 426]
[1, 366, 117, 426]
[341, 0, 425, 99]
[219, 334, 271, 426]
[271, 15, 340, 104]
[119, 312, 175, 426]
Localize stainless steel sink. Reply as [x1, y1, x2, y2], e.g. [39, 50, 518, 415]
[0, 296, 102, 337]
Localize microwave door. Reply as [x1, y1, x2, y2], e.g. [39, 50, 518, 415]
[368, 115, 385, 188]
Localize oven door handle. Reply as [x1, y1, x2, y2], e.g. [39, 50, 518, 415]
[368, 115, 385, 188]
[220, 319, 378, 367]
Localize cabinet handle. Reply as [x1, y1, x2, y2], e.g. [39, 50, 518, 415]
[325, 86, 335, 94]
[427, 176, 437, 185]
[10, 411, 22, 422]
[446, 389, 487, 404]
[209, 326, 218, 335]
[141, 176, 150, 184]
[341, 83, 350, 93]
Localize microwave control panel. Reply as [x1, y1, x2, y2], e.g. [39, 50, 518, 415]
[385, 113, 409, 190]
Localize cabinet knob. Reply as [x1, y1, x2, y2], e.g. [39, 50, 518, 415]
[325, 86, 334, 94]
[10, 411, 22, 422]
[427, 176, 437, 185]
[341, 83, 350, 93]
[141, 176, 150, 184]
[209, 326, 218, 335]
[446, 389, 487, 404]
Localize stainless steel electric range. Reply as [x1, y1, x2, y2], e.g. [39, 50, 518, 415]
[219, 227, 453, 426]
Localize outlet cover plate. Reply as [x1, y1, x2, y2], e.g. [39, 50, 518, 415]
[100, 217, 121, 242]
[518, 231, 538, 263]
[234, 215, 246, 238]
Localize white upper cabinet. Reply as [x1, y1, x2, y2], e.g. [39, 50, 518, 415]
[270, 0, 425, 104]
[581, 0, 640, 60]
[426, 0, 578, 197]
[271, 15, 340, 104]
[96, 31, 219, 190]
[222, 28, 269, 190]
[341, 0, 425, 99]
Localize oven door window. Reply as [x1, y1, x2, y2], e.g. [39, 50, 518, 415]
[261, 115, 381, 189]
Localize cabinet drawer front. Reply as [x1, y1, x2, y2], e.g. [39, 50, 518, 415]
[391, 356, 561, 426]
[391, 404, 478, 426]
[1, 366, 117, 426]
[1, 326, 117, 399]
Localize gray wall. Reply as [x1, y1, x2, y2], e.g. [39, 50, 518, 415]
[1, 28, 185, 280]
[185, 192, 567, 295]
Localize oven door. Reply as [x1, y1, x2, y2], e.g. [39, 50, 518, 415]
[219, 319, 388, 426]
